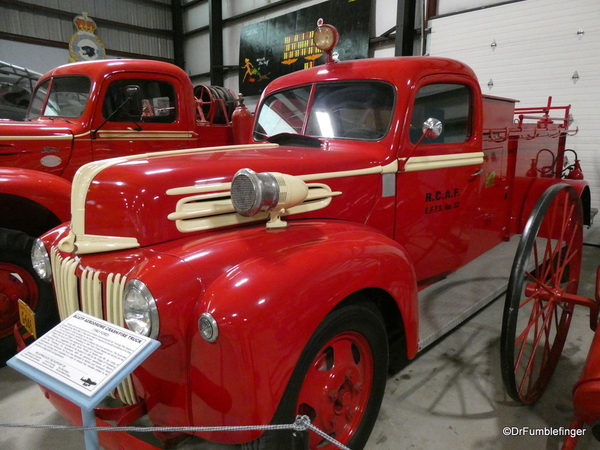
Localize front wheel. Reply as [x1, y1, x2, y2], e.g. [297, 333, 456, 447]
[243, 303, 388, 450]
[0, 228, 58, 365]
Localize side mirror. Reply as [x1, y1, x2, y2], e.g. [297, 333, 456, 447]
[422, 117, 443, 139]
[124, 85, 143, 118]
[400, 117, 444, 171]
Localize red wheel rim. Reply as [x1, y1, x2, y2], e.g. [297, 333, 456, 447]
[296, 331, 374, 448]
[0, 262, 39, 338]
[512, 188, 582, 403]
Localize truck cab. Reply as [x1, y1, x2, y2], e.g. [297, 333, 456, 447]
[2, 59, 206, 179]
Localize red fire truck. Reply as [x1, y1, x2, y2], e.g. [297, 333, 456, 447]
[21, 25, 593, 450]
[0, 58, 248, 362]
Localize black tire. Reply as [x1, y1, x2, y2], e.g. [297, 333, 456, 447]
[0, 228, 59, 366]
[500, 185, 583, 404]
[242, 302, 388, 450]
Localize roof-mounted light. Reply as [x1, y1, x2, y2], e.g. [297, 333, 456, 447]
[231, 168, 309, 229]
[313, 19, 339, 63]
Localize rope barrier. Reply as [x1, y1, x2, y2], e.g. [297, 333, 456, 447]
[0, 415, 352, 450]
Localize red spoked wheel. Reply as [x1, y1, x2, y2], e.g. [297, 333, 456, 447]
[242, 303, 388, 450]
[0, 229, 58, 365]
[500, 184, 583, 404]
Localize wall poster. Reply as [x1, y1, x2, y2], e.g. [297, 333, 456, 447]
[239, 0, 371, 96]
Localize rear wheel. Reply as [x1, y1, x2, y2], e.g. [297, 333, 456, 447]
[0, 229, 58, 365]
[242, 303, 388, 450]
[500, 185, 583, 404]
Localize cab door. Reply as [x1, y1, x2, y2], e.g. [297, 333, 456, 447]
[91, 73, 193, 160]
[394, 76, 484, 284]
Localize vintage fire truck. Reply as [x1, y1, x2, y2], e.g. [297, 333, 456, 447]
[20, 24, 594, 450]
[0, 58, 249, 362]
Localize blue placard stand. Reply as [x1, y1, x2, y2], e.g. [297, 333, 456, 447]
[7, 314, 159, 450]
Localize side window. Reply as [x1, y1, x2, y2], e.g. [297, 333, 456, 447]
[103, 79, 176, 123]
[410, 83, 471, 144]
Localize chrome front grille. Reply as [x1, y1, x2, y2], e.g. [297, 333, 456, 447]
[50, 247, 137, 405]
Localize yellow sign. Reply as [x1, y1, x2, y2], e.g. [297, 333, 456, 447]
[18, 299, 37, 339]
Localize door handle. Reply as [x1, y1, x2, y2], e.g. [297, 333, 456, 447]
[471, 169, 483, 177]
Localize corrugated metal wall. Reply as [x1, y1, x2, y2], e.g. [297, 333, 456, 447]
[0, 0, 174, 60]
[428, 0, 600, 211]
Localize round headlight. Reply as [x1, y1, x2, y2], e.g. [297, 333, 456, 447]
[31, 238, 52, 282]
[123, 279, 159, 339]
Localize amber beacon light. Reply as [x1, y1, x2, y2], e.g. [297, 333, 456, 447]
[313, 19, 339, 63]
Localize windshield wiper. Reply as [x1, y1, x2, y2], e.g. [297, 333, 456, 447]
[266, 132, 321, 148]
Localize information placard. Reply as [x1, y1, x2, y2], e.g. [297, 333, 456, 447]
[14, 311, 155, 397]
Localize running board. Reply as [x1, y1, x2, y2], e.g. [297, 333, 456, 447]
[417, 236, 521, 350]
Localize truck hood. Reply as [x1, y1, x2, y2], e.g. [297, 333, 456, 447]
[0, 120, 75, 175]
[57, 142, 397, 255]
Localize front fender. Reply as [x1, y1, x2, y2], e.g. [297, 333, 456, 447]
[121, 250, 203, 431]
[0, 166, 72, 225]
[186, 221, 417, 443]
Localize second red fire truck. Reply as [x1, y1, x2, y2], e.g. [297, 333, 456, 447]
[0, 58, 249, 362]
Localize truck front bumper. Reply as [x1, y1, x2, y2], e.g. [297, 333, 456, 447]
[42, 387, 164, 450]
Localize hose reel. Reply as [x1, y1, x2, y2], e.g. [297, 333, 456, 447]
[194, 84, 237, 125]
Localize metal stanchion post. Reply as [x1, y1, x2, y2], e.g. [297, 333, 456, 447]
[81, 407, 99, 450]
[291, 429, 309, 450]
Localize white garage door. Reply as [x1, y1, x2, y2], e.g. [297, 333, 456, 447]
[428, 0, 600, 212]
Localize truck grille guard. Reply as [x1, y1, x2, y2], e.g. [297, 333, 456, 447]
[50, 247, 139, 406]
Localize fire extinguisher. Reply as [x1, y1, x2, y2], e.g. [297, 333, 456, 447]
[232, 94, 253, 145]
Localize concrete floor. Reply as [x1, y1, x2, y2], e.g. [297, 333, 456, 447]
[1, 228, 600, 450]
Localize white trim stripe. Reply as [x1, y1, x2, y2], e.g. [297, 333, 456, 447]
[400, 152, 484, 172]
[0, 130, 195, 141]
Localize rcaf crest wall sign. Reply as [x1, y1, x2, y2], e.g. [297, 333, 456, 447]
[69, 13, 106, 62]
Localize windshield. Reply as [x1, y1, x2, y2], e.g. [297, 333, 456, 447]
[254, 86, 311, 138]
[254, 81, 395, 142]
[27, 76, 91, 120]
